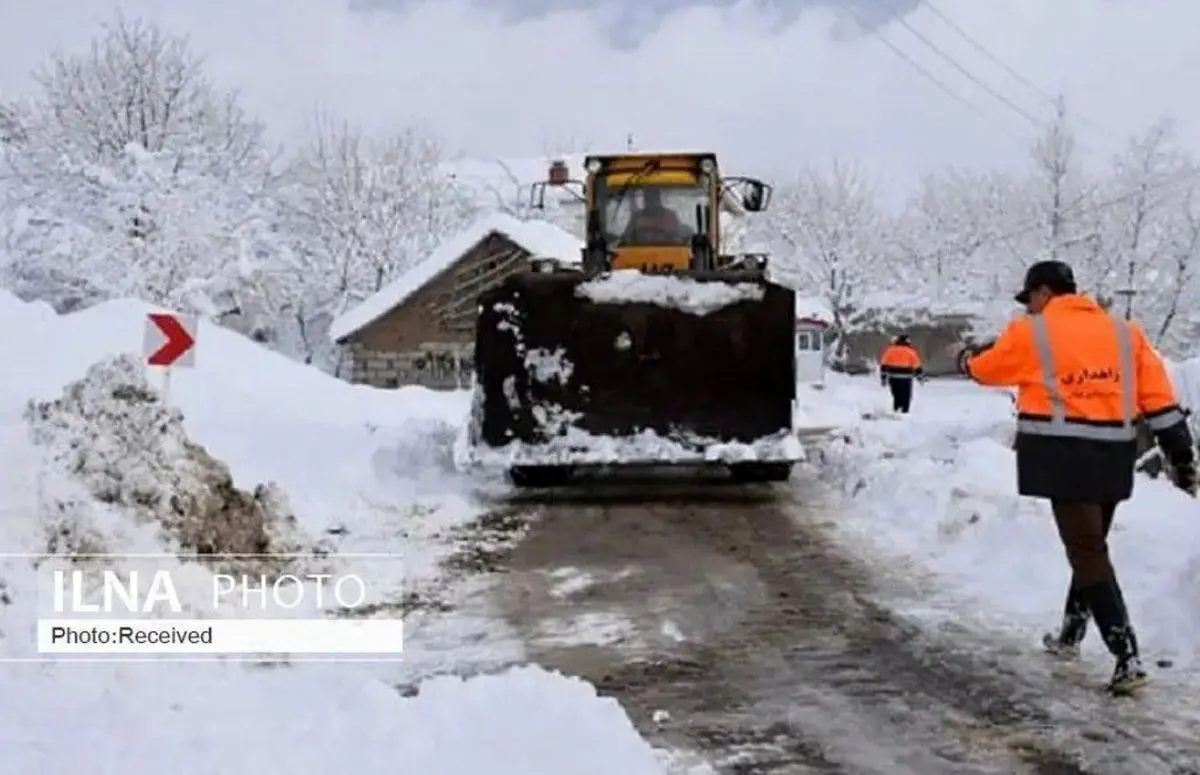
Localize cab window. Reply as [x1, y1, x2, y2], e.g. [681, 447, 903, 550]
[595, 181, 710, 247]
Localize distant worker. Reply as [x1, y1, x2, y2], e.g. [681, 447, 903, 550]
[879, 334, 924, 413]
[622, 188, 685, 244]
[955, 260, 1197, 695]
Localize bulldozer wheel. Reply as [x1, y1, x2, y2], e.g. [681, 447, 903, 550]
[508, 465, 572, 488]
[729, 462, 792, 483]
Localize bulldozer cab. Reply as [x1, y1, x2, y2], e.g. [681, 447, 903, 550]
[533, 152, 772, 274]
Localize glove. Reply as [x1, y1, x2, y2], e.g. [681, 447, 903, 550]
[1168, 460, 1197, 496]
[955, 348, 974, 376]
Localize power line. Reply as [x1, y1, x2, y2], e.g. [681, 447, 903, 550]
[920, 1, 1125, 143]
[835, 3, 1027, 142]
[887, 12, 1043, 127]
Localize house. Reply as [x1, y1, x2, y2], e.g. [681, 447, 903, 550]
[329, 213, 582, 389]
[794, 296, 834, 384]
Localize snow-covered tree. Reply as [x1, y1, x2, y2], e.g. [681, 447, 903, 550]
[24, 13, 264, 174]
[898, 168, 1032, 300]
[2, 144, 291, 331]
[279, 116, 478, 367]
[0, 12, 284, 329]
[765, 160, 890, 352]
[1092, 119, 1193, 322]
[1026, 99, 1097, 271]
[1153, 184, 1200, 354]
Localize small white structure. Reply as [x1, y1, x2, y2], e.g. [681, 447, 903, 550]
[794, 295, 833, 385]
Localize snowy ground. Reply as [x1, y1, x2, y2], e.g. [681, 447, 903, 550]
[0, 291, 678, 775]
[7, 288, 1199, 774]
[812, 373, 1200, 690]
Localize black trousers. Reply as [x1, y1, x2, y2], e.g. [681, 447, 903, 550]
[1050, 501, 1136, 659]
[887, 378, 913, 413]
[1052, 501, 1117, 589]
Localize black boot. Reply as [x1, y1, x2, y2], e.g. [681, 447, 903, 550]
[1042, 584, 1089, 658]
[1080, 578, 1146, 695]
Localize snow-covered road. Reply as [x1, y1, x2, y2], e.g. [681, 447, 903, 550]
[455, 467, 1200, 774]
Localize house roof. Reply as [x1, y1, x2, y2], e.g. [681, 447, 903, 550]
[329, 213, 583, 343]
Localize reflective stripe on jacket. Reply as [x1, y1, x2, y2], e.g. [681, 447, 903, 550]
[880, 344, 923, 380]
[964, 294, 1192, 500]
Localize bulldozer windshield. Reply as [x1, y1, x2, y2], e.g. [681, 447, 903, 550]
[597, 182, 709, 247]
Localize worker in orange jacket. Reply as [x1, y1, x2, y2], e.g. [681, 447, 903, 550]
[879, 334, 924, 413]
[956, 260, 1197, 695]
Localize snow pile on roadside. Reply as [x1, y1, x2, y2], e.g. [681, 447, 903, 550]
[815, 377, 1200, 672]
[575, 269, 764, 314]
[2, 661, 670, 775]
[24, 353, 315, 570]
[0, 291, 680, 775]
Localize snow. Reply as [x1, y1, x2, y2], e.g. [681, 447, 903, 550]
[1168, 356, 1200, 412]
[329, 212, 583, 343]
[459, 425, 803, 468]
[0, 289, 675, 775]
[812, 374, 1200, 686]
[575, 269, 765, 314]
[794, 293, 833, 325]
[4, 663, 667, 775]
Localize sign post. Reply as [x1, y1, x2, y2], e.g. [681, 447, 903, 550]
[143, 312, 197, 402]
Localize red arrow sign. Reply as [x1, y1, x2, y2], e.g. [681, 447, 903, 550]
[145, 313, 196, 367]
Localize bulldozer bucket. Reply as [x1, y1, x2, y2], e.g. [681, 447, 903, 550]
[463, 270, 801, 472]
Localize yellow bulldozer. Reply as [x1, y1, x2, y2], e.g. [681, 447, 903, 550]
[460, 151, 801, 487]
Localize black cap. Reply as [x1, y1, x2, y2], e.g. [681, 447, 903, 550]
[1015, 260, 1076, 304]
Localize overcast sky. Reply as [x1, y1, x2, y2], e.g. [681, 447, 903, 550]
[1, 0, 1197, 198]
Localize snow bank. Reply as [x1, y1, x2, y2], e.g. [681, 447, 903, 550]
[24, 354, 316, 569]
[575, 270, 764, 314]
[0, 290, 675, 775]
[2, 662, 667, 775]
[815, 376, 1200, 675]
[0, 289, 472, 540]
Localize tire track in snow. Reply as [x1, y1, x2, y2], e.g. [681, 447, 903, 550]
[476, 473, 1128, 774]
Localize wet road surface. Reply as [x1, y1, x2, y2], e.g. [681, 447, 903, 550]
[462, 470, 1200, 774]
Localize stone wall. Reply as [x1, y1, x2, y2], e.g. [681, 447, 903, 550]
[345, 342, 473, 390]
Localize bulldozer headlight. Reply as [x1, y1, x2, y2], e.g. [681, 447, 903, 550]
[586, 159, 602, 173]
[699, 158, 714, 173]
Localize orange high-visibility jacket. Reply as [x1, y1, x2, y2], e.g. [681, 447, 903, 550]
[880, 343, 923, 380]
[963, 293, 1193, 501]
